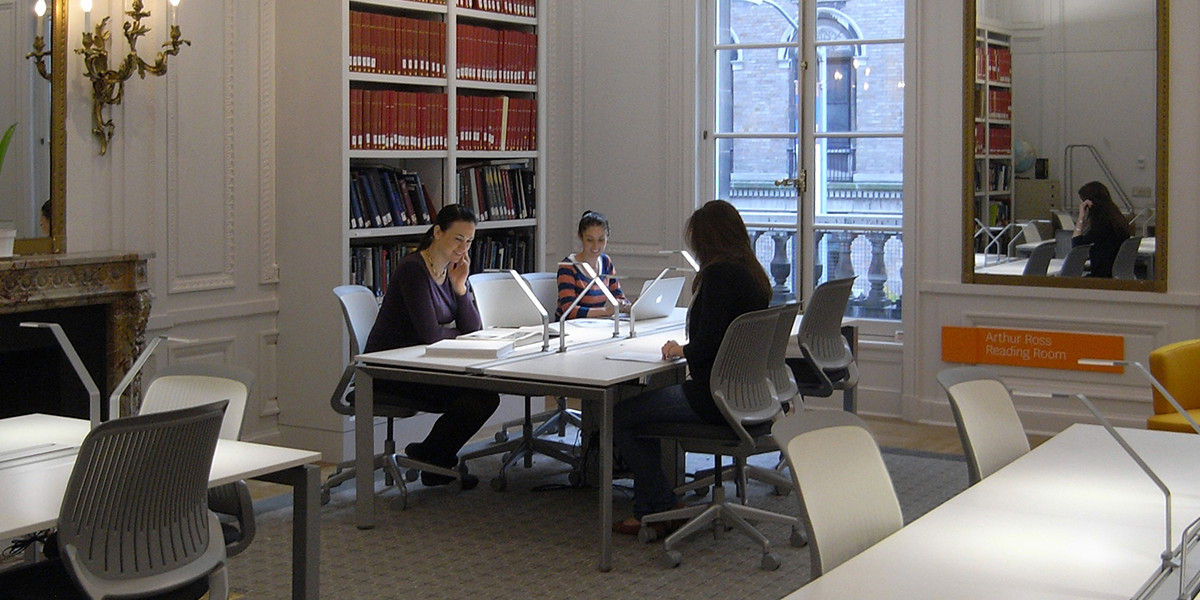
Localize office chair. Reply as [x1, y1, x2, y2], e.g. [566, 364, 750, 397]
[787, 276, 859, 412]
[1058, 243, 1091, 277]
[138, 364, 257, 557]
[1147, 338, 1200, 433]
[1021, 240, 1057, 276]
[771, 409, 903, 579]
[321, 285, 469, 510]
[1010, 220, 1045, 258]
[0, 402, 230, 600]
[459, 271, 581, 491]
[1111, 235, 1143, 280]
[637, 305, 804, 570]
[936, 366, 1030, 485]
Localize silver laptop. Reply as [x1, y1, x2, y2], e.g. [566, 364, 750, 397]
[625, 276, 685, 320]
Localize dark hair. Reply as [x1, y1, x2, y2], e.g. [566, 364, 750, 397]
[577, 210, 609, 237]
[1077, 181, 1133, 237]
[40, 200, 52, 221]
[684, 199, 771, 298]
[417, 204, 477, 251]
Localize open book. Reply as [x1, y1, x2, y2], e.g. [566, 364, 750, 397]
[424, 338, 514, 359]
[457, 326, 560, 348]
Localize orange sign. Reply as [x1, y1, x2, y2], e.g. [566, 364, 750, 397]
[941, 326, 1123, 373]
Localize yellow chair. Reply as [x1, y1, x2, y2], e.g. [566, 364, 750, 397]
[1147, 338, 1200, 433]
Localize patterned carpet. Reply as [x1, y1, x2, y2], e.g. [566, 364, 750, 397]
[227, 443, 967, 599]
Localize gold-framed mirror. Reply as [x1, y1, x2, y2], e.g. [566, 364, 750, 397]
[962, 0, 1166, 291]
[6, 0, 66, 255]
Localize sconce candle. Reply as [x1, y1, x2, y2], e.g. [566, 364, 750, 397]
[34, 0, 46, 32]
[80, 0, 91, 31]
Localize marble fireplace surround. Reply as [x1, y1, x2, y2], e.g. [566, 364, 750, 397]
[1, 253, 153, 417]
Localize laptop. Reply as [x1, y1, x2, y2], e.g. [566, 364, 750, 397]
[623, 276, 685, 320]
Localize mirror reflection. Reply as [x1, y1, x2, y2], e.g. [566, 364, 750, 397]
[1, 0, 63, 255]
[965, 0, 1165, 290]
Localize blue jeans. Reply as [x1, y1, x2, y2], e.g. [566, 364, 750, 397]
[612, 384, 705, 519]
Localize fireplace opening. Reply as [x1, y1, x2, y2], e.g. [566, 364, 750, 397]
[0, 305, 109, 420]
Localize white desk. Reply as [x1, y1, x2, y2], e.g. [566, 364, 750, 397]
[785, 424, 1200, 599]
[0, 414, 322, 600]
[354, 311, 689, 572]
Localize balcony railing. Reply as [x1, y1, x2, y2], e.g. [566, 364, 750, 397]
[746, 221, 902, 320]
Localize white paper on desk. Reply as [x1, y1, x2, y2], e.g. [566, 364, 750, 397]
[605, 351, 670, 363]
[570, 318, 619, 328]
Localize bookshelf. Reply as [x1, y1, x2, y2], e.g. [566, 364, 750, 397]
[973, 25, 1014, 248]
[277, 0, 545, 459]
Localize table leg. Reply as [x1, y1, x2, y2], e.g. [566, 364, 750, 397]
[599, 390, 613, 572]
[255, 463, 320, 600]
[355, 368, 376, 529]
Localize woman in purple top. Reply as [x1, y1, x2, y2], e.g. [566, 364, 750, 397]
[364, 204, 499, 488]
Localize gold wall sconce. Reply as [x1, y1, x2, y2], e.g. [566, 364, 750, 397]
[27, 0, 189, 155]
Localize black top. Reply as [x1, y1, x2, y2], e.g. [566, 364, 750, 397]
[680, 261, 770, 424]
[1072, 223, 1129, 278]
[364, 252, 483, 353]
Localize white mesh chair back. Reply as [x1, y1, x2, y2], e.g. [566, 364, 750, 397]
[521, 272, 559, 315]
[468, 272, 545, 328]
[772, 410, 902, 579]
[797, 277, 857, 373]
[1059, 243, 1091, 277]
[767, 302, 801, 405]
[1021, 240, 1057, 276]
[937, 366, 1031, 485]
[334, 284, 381, 355]
[58, 401, 229, 599]
[141, 363, 254, 441]
[1111, 235, 1143, 280]
[709, 306, 787, 445]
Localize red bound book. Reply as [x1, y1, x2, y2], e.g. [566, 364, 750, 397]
[434, 20, 446, 78]
[418, 18, 429, 78]
[349, 11, 360, 71]
[455, 24, 469, 80]
[350, 88, 361, 149]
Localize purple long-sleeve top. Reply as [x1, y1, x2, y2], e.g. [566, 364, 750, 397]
[364, 252, 483, 353]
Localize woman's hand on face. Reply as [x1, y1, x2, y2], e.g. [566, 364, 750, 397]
[448, 255, 470, 295]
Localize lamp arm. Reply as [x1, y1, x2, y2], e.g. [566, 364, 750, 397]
[1073, 393, 1176, 570]
[20, 322, 101, 428]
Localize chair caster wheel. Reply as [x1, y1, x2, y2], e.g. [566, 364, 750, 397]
[491, 476, 507, 492]
[637, 526, 656, 544]
[495, 431, 509, 443]
[791, 528, 807, 547]
[391, 494, 408, 511]
[404, 469, 419, 483]
[761, 552, 781, 571]
[693, 487, 709, 498]
[773, 485, 791, 496]
[662, 550, 682, 568]
[568, 470, 583, 488]
[459, 473, 480, 491]
[320, 489, 331, 505]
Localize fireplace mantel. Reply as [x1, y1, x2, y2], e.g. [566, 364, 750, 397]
[1, 252, 153, 416]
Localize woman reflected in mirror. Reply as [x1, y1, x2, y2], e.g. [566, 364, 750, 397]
[1072, 181, 1133, 278]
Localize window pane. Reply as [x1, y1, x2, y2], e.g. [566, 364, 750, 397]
[718, 0, 799, 46]
[818, 0, 904, 40]
[816, 42, 904, 133]
[716, 48, 799, 135]
[814, 136, 903, 217]
[716, 136, 798, 218]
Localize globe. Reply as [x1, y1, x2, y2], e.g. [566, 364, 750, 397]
[1013, 139, 1036, 173]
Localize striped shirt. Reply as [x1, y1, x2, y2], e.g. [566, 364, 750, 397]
[556, 253, 626, 319]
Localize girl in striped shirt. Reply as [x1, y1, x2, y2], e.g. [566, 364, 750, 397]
[556, 211, 629, 319]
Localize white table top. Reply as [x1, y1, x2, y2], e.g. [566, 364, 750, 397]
[785, 424, 1200, 599]
[0, 413, 320, 540]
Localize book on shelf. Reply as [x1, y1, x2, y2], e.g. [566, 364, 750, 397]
[350, 167, 435, 228]
[424, 337, 514, 359]
[455, 23, 537, 85]
[457, 0, 536, 18]
[350, 242, 420, 295]
[349, 10, 445, 79]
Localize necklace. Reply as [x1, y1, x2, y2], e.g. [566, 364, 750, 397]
[422, 250, 446, 278]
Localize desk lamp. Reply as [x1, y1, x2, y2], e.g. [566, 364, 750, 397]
[107, 335, 194, 419]
[483, 269, 551, 352]
[1070, 391, 1200, 600]
[627, 249, 699, 338]
[558, 259, 620, 352]
[20, 322, 101, 428]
